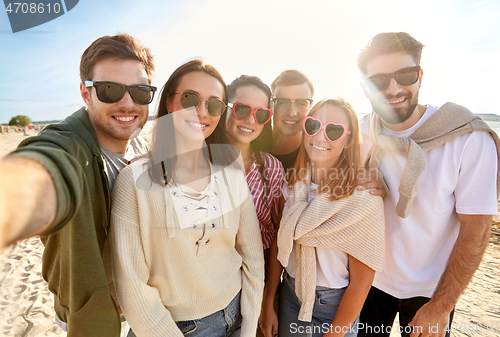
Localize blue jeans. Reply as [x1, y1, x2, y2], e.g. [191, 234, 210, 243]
[175, 291, 242, 337]
[279, 272, 358, 337]
[127, 291, 241, 337]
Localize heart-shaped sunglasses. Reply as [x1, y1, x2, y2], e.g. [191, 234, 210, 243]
[228, 102, 272, 125]
[303, 116, 351, 142]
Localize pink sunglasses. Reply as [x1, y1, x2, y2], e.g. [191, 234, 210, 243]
[303, 116, 351, 142]
[228, 101, 272, 125]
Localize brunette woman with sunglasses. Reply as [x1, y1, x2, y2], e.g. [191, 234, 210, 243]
[219, 75, 285, 337]
[109, 60, 264, 337]
[261, 98, 385, 337]
[221, 75, 285, 254]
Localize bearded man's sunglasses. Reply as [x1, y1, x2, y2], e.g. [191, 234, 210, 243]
[364, 66, 421, 92]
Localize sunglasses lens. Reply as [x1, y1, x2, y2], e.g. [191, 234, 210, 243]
[368, 75, 390, 92]
[96, 82, 124, 103]
[234, 103, 252, 120]
[325, 124, 345, 142]
[255, 109, 271, 125]
[395, 68, 419, 86]
[207, 99, 226, 117]
[130, 85, 155, 105]
[179, 92, 200, 109]
[304, 118, 320, 136]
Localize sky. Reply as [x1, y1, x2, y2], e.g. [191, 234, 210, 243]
[1, 0, 500, 124]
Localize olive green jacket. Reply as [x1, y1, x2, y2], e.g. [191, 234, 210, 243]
[13, 107, 148, 336]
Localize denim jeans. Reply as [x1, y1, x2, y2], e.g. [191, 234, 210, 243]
[358, 286, 455, 337]
[127, 291, 241, 337]
[177, 290, 241, 337]
[278, 272, 358, 337]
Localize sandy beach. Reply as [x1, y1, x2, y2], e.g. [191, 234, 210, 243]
[1, 130, 499, 337]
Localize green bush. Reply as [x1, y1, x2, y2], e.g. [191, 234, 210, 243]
[8, 115, 32, 127]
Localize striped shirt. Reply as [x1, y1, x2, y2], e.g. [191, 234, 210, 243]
[245, 152, 285, 249]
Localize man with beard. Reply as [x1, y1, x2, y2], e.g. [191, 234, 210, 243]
[357, 32, 499, 337]
[0, 34, 156, 336]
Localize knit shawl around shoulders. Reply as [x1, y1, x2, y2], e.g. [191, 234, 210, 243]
[365, 102, 500, 218]
[277, 169, 384, 322]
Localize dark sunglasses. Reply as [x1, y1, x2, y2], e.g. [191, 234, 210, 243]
[272, 98, 313, 113]
[364, 66, 421, 92]
[84, 81, 157, 105]
[174, 92, 226, 117]
[228, 102, 272, 125]
[303, 116, 351, 143]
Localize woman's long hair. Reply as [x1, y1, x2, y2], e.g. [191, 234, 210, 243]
[147, 59, 239, 186]
[287, 98, 361, 201]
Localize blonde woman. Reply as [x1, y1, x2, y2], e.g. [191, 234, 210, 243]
[261, 98, 384, 337]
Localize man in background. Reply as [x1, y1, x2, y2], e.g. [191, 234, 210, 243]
[270, 69, 314, 171]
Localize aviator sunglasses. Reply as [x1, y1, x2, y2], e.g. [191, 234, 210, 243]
[173, 92, 226, 117]
[303, 116, 351, 142]
[228, 102, 272, 125]
[364, 66, 421, 92]
[84, 81, 157, 105]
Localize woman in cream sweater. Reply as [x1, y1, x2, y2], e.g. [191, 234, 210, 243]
[260, 98, 385, 337]
[110, 60, 264, 337]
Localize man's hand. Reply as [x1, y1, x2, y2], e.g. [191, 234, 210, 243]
[408, 302, 451, 337]
[0, 156, 56, 250]
[259, 303, 279, 337]
[356, 167, 387, 197]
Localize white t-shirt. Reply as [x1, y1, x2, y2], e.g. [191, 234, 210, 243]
[282, 181, 350, 289]
[360, 104, 498, 298]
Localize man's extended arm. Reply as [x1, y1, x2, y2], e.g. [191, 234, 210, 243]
[409, 214, 491, 337]
[0, 156, 56, 250]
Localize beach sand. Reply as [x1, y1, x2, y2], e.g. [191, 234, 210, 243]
[1, 130, 499, 337]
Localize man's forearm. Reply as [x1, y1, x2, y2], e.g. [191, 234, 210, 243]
[0, 156, 56, 249]
[429, 214, 491, 311]
[409, 214, 492, 336]
[262, 236, 283, 307]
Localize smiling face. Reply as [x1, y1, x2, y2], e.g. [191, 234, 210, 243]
[362, 52, 423, 129]
[167, 71, 225, 143]
[225, 85, 270, 147]
[272, 83, 313, 137]
[81, 58, 149, 152]
[304, 104, 351, 168]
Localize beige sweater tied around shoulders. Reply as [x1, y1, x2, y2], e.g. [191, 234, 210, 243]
[277, 169, 385, 322]
[365, 102, 500, 218]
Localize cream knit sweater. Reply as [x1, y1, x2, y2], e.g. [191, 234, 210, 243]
[110, 158, 264, 337]
[365, 102, 500, 218]
[277, 170, 385, 322]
